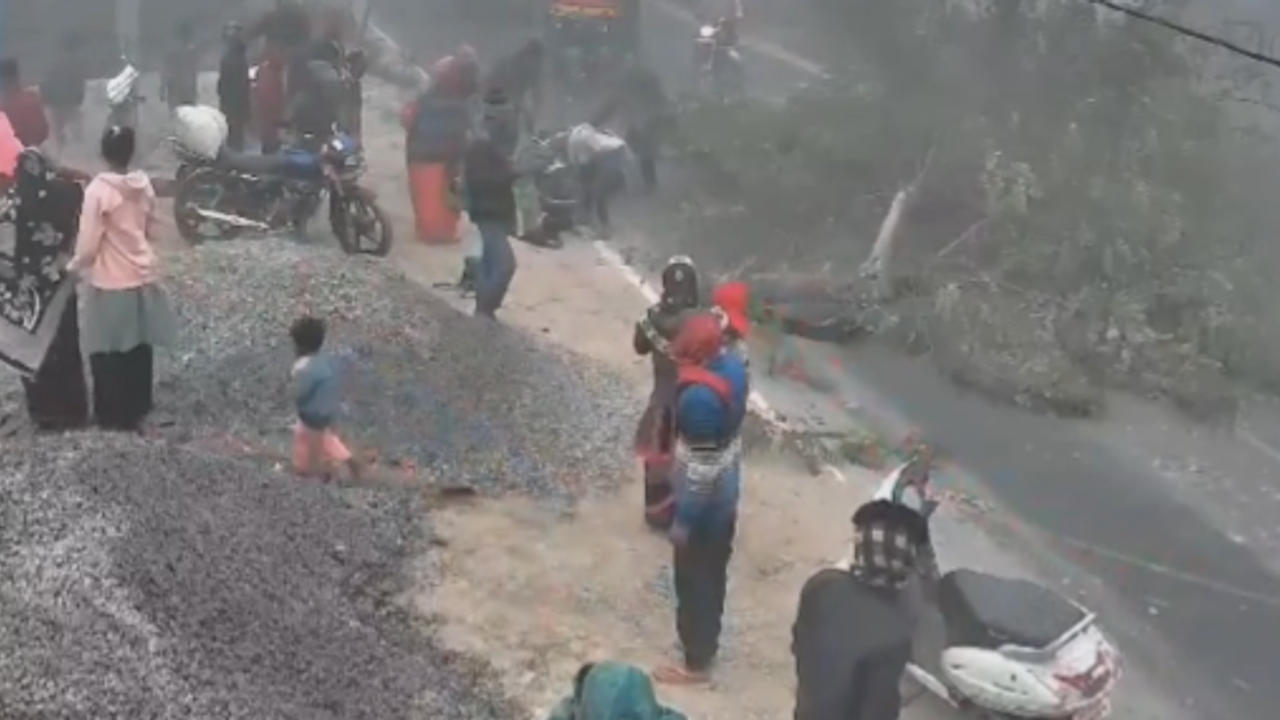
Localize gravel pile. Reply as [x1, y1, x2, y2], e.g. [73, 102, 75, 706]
[0, 239, 642, 717]
[0, 433, 519, 719]
[157, 240, 636, 499]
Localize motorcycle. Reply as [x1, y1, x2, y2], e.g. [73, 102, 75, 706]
[867, 468, 1120, 719]
[172, 129, 392, 256]
[694, 20, 745, 100]
[105, 60, 144, 129]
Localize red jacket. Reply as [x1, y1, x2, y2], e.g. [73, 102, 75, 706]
[2, 87, 49, 148]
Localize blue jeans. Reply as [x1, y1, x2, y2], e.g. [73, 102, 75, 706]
[474, 220, 516, 316]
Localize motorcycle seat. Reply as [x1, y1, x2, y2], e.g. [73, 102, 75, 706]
[938, 569, 1086, 651]
[218, 150, 289, 176]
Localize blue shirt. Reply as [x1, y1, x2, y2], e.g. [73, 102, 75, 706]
[672, 351, 749, 535]
[675, 352, 749, 447]
[292, 353, 342, 430]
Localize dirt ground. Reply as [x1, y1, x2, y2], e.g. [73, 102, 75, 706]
[390, 237, 887, 719]
[341, 80, 956, 718]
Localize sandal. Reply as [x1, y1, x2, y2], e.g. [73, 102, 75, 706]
[652, 664, 710, 686]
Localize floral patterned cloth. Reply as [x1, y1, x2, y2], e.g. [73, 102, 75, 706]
[0, 150, 79, 375]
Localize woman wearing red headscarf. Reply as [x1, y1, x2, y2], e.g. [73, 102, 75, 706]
[654, 310, 750, 686]
[401, 46, 478, 245]
[711, 281, 750, 365]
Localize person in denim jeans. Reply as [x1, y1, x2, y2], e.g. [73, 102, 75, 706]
[653, 313, 749, 686]
[464, 138, 518, 318]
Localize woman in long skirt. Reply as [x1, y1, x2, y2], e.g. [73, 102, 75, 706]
[67, 126, 177, 431]
[0, 147, 90, 430]
[402, 92, 469, 245]
[15, 151, 90, 429]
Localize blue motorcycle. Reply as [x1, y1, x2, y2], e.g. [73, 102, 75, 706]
[172, 129, 392, 256]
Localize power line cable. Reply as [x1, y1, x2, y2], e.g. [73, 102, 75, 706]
[1086, 0, 1280, 70]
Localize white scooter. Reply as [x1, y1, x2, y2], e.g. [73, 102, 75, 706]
[872, 465, 1121, 720]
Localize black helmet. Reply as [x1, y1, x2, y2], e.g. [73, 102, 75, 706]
[660, 255, 698, 309]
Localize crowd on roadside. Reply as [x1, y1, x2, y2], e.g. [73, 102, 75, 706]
[0, 2, 940, 718]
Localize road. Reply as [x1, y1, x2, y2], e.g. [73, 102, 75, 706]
[374, 1, 1280, 717]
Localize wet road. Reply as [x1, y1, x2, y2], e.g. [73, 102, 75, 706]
[375, 1, 1279, 716]
[832, 343, 1280, 719]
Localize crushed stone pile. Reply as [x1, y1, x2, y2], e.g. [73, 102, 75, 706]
[156, 240, 636, 498]
[0, 239, 644, 716]
[0, 433, 519, 719]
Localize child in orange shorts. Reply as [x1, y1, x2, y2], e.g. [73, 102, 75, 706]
[289, 316, 362, 481]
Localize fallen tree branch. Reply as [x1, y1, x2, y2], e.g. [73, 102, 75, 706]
[932, 218, 989, 262]
[858, 145, 936, 300]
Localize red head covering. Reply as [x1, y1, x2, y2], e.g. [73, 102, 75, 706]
[673, 312, 735, 412]
[672, 312, 724, 366]
[712, 281, 750, 339]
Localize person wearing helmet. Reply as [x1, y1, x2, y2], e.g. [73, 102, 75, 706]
[634, 256, 702, 530]
[218, 22, 252, 151]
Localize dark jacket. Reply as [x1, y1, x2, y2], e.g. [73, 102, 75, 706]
[464, 140, 517, 226]
[42, 55, 87, 109]
[164, 43, 200, 108]
[792, 568, 912, 720]
[218, 42, 252, 117]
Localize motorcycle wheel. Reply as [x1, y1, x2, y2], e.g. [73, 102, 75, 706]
[173, 169, 243, 243]
[329, 190, 392, 257]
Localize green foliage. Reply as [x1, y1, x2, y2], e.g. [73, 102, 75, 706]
[676, 0, 1280, 416]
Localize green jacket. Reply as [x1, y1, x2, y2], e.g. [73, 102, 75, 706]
[546, 663, 688, 720]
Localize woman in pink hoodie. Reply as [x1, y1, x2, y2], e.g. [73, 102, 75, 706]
[67, 126, 178, 431]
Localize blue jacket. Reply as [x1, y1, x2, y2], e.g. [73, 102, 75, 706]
[293, 353, 342, 430]
[672, 351, 749, 535]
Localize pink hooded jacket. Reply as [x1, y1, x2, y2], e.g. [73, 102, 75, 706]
[68, 171, 159, 289]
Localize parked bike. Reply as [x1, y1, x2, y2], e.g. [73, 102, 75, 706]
[172, 129, 391, 256]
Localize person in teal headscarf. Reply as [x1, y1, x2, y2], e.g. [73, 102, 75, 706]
[547, 662, 687, 720]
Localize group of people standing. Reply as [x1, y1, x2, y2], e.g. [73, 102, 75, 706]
[399, 35, 673, 319]
[630, 257, 935, 718]
[631, 256, 750, 685]
[0, 117, 176, 433]
[217, 0, 366, 154]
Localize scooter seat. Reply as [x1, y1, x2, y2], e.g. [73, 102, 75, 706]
[938, 569, 1086, 651]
